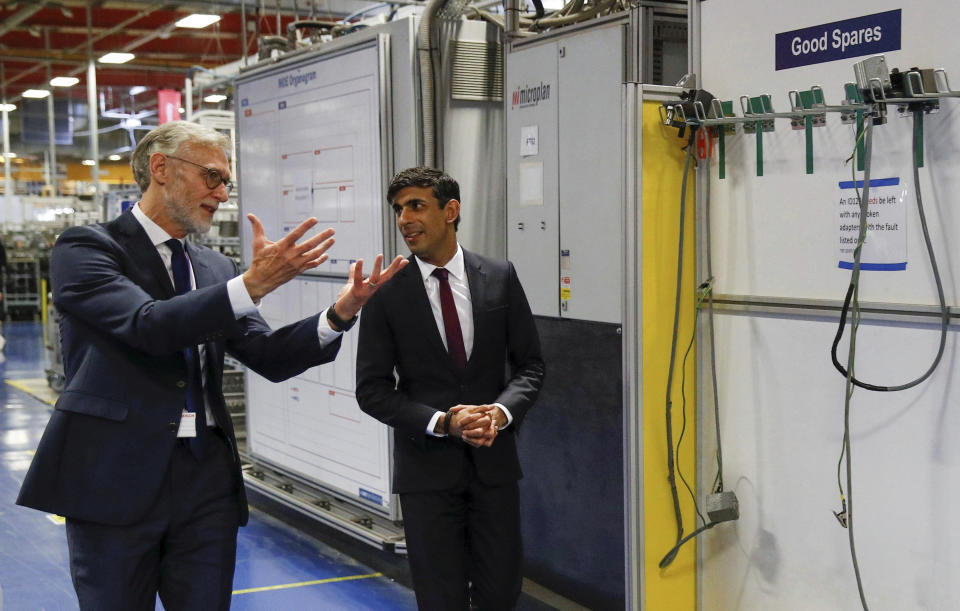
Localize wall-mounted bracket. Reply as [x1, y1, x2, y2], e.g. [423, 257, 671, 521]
[790, 88, 826, 174]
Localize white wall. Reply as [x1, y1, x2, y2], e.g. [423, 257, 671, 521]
[699, 2, 960, 609]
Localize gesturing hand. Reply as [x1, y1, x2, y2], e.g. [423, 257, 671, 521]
[242, 214, 335, 301]
[332, 255, 409, 321]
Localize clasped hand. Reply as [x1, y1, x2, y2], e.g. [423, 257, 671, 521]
[242, 214, 407, 312]
[448, 405, 505, 448]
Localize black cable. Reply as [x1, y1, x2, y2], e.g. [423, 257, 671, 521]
[659, 521, 719, 569]
[664, 128, 698, 549]
[530, 0, 545, 19]
[830, 110, 949, 392]
[678, 304, 706, 526]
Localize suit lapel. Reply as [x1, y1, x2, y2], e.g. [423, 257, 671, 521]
[402, 258, 450, 360]
[111, 211, 175, 299]
[463, 250, 486, 370]
[184, 242, 215, 289]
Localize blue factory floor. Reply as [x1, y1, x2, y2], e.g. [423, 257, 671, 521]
[0, 321, 417, 610]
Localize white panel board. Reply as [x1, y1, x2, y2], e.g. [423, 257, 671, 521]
[698, 2, 960, 609]
[702, 312, 960, 611]
[236, 38, 395, 517]
[236, 40, 385, 276]
[701, 0, 960, 307]
[506, 39, 560, 317]
[246, 277, 393, 516]
[557, 22, 623, 324]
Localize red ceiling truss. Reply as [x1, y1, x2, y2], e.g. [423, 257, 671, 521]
[0, 2, 337, 100]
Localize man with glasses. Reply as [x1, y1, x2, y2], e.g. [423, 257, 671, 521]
[17, 121, 407, 610]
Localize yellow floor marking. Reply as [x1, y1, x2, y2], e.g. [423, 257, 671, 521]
[5, 378, 58, 406]
[232, 572, 383, 595]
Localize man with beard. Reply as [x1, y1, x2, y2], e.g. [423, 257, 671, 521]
[17, 121, 406, 610]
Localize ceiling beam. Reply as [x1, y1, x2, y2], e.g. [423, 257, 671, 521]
[0, 2, 49, 39]
[1, 2, 169, 88]
[0, 48, 235, 67]
[3, 23, 241, 41]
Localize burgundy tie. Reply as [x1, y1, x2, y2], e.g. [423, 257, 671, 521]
[432, 268, 467, 370]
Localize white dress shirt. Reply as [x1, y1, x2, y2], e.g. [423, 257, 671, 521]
[414, 245, 513, 436]
[131, 204, 341, 428]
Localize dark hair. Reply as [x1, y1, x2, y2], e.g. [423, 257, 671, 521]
[386, 166, 461, 230]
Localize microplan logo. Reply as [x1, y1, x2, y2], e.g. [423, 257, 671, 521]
[511, 82, 551, 109]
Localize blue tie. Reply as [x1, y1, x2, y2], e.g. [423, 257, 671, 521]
[166, 239, 207, 457]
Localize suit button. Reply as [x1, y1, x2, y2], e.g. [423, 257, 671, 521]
[168, 422, 177, 432]
[176, 380, 186, 388]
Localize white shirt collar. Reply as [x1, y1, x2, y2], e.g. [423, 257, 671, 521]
[131, 202, 179, 247]
[415, 244, 465, 282]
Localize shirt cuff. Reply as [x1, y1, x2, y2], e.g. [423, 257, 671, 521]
[227, 276, 258, 318]
[495, 403, 513, 429]
[427, 411, 445, 437]
[317, 307, 344, 347]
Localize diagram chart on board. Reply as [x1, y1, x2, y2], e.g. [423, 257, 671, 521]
[236, 39, 395, 517]
[245, 277, 393, 516]
[237, 41, 385, 276]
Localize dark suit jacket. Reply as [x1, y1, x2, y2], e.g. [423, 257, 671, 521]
[355, 249, 544, 494]
[17, 210, 341, 526]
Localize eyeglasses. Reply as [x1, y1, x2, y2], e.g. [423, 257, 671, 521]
[166, 155, 233, 194]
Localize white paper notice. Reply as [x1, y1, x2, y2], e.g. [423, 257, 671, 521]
[837, 177, 907, 270]
[519, 161, 543, 207]
[520, 125, 539, 157]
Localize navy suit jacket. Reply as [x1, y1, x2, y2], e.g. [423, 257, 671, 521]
[17, 210, 341, 526]
[355, 249, 544, 494]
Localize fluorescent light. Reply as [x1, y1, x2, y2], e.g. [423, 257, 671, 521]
[50, 76, 79, 87]
[22, 89, 51, 98]
[108, 154, 122, 161]
[175, 14, 221, 29]
[203, 94, 227, 103]
[82, 159, 96, 166]
[0, 103, 15, 112]
[4, 153, 16, 158]
[129, 86, 147, 96]
[99, 52, 135, 64]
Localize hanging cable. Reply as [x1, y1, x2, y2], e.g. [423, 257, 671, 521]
[664, 128, 698, 554]
[836, 119, 876, 611]
[831, 110, 950, 391]
[660, 127, 738, 569]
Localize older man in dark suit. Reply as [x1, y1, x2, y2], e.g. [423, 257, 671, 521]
[356, 166, 545, 610]
[16, 121, 405, 610]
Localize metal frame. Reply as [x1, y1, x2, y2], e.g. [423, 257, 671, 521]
[622, 80, 644, 611]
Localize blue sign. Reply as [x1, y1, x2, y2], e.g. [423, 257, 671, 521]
[358, 488, 383, 505]
[775, 9, 901, 71]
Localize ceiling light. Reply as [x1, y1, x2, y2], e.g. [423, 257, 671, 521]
[82, 159, 96, 166]
[175, 14, 221, 29]
[203, 94, 227, 103]
[99, 52, 135, 64]
[0, 103, 15, 112]
[22, 89, 51, 98]
[108, 154, 122, 161]
[129, 86, 147, 96]
[4, 153, 16, 158]
[50, 76, 80, 87]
